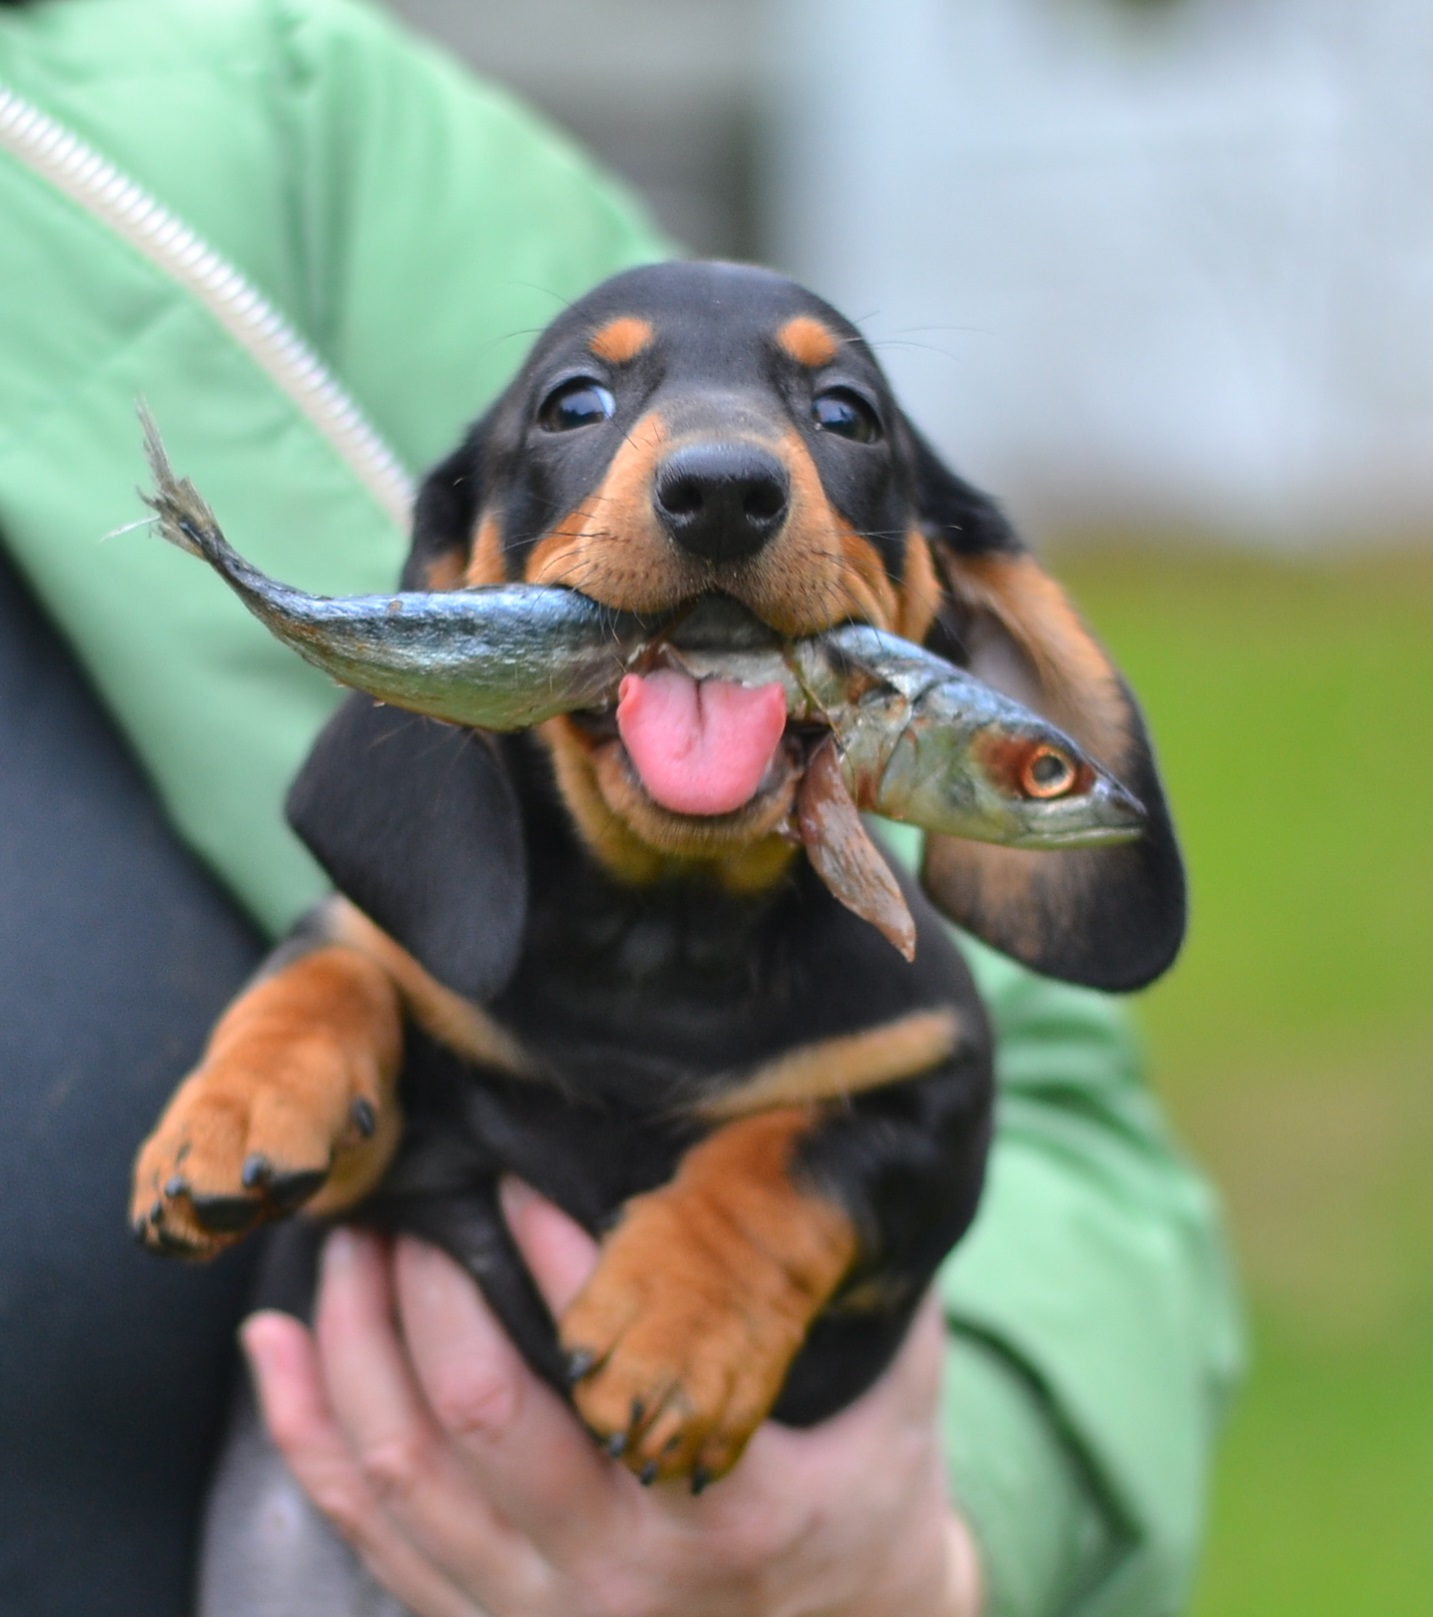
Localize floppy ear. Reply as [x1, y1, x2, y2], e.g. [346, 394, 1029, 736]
[286, 697, 528, 1003]
[399, 417, 492, 591]
[903, 427, 1186, 991]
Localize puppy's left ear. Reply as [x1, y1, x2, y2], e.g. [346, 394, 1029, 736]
[286, 697, 527, 1004]
[899, 427, 1186, 991]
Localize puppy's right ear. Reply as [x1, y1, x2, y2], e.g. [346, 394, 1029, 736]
[901, 427, 1186, 992]
[286, 698, 527, 1004]
[400, 417, 495, 591]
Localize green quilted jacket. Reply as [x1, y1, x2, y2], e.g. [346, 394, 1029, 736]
[0, 2, 1241, 1612]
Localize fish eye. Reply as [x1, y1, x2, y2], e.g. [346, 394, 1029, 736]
[539, 377, 616, 433]
[812, 388, 880, 444]
[1020, 746, 1078, 800]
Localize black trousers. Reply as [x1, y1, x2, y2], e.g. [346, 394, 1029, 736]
[0, 541, 265, 1617]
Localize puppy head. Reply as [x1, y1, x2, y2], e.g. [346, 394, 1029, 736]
[402, 261, 1185, 988]
[408, 263, 939, 874]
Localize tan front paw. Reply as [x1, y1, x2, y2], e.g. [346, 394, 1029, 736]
[559, 1136, 855, 1493]
[131, 947, 403, 1257]
[131, 1045, 393, 1256]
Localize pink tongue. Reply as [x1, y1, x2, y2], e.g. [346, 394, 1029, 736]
[616, 670, 788, 816]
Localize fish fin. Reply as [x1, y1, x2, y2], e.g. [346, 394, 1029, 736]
[797, 738, 916, 960]
[286, 697, 528, 1004]
[902, 424, 1185, 991]
[136, 402, 220, 561]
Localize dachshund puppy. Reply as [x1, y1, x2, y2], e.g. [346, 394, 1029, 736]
[133, 262, 1184, 1496]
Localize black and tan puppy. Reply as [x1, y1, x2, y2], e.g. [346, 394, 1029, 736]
[133, 262, 1184, 1492]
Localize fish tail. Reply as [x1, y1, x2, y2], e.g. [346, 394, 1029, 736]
[137, 402, 223, 563]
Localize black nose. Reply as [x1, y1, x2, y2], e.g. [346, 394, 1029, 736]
[653, 443, 790, 564]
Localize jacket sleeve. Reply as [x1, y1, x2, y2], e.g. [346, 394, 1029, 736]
[941, 936, 1244, 1617]
[270, 0, 675, 477]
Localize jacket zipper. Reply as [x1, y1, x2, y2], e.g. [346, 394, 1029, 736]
[0, 81, 415, 531]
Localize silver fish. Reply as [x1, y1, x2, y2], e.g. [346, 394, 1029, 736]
[142, 418, 1143, 856]
[141, 416, 658, 732]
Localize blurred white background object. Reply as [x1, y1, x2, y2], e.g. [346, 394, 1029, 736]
[389, 0, 1433, 547]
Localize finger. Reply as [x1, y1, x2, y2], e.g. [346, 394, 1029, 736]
[498, 1175, 599, 1316]
[394, 1234, 627, 1552]
[311, 1229, 537, 1595]
[242, 1309, 484, 1617]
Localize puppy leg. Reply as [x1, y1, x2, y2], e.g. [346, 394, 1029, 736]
[560, 1108, 858, 1488]
[131, 938, 403, 1257]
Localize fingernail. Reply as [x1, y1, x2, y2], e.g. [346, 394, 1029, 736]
[498, 1174, 538, 1228]
[238, 1314, 276, 1373]
[322, 1226, 359, 1275]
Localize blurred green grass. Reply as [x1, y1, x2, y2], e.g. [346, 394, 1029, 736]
[1059, 548, 1433, 1616]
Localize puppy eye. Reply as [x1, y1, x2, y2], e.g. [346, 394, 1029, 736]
[539, 378, 616, 433]
[812, 388, 880, 443]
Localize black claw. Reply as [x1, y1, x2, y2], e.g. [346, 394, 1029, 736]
[163, 1175, 188, 1199]
[188, 1192, 262, 1234]
[630, 1399, 646, 1428]
[639, 1461, 658, 1487]
[604, 1432, 627, 1459]
[690, 1466, 710, 1497]
[350, 1097, 377, 1138]
[266, 1168, 326, 1211]
[131, 1217, 151, 1245]
[566, 1349, 596, 1384]
[149, 1199, 164, 1224]
[241, 1153, 272, 1190]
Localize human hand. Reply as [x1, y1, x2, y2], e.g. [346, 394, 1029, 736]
[241, 1182, 982, 1617]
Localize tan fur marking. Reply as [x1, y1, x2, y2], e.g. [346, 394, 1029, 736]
[462, 510, 507, 587]
[561, 1107, 857, 1481]
[589, 315, 656, 366]
[523, 413, 684, 609]
[329, 899, 535, 1078]
[424, 550, 466, 591]
[896, 528, 942, 645]
[696, 1009, 962, 1122]
[777, 315, 840, 369]
[938, 550, 1130, 769]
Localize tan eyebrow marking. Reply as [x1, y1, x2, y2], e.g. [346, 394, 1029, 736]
[589, 315, 656, 365]
[777, 315, 840, 368]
